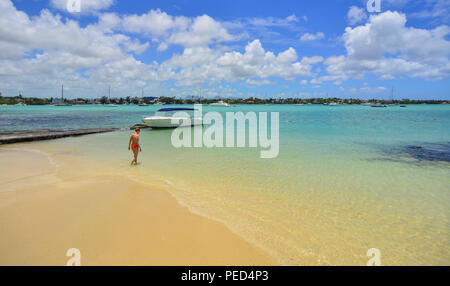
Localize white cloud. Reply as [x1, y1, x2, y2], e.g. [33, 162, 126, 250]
[217, 40, 315, 80]
[4, 0, 448, 99]
[0, 0, 151, 96]
[120, 9, 190, 36]
[247, 14, 299, 27]
[347, 6, 367, 25]
[301, 56, 324, 65]
[100, 10, 237, 49]
[342, 86, 387, 94]
[300, 32, 325, 41]
[122, 39, 150, 54]
[246, 79, 274, 85]
[167, 15, 236, 47]
[325, 11, 450, 80]
[0, 1, 323, 95]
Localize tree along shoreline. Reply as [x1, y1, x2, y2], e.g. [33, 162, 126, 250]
[0, 95, 448, 106]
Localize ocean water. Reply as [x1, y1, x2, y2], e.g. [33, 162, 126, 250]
[1, 104, 449, 265]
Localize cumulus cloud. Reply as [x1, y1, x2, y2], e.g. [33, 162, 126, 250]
[300, 32, 325, 41]
[98, 9, 237, 49]
[324, 11, 450, 80]
[3, 0, 447, 99]
[0, 1, 323, 96]
[0, 0, 150, 96]
[167, 15, 236, 47]
[247, 14, 299, 27]
[217, 40, 314, 79]
[246, 79, 274, 85]
[156, 40, 320, 86]
[347, 6, 367, 25]
[120, 9, 190, 36]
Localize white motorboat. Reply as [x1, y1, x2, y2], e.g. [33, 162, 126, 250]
[142, 108, 202, 128]
[371, 103, 387, 108]
[209, 100, 230, 107]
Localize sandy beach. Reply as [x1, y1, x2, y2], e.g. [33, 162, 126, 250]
[0, 145, 275, 266]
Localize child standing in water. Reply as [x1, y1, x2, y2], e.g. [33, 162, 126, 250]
[128, 127, 142, 165]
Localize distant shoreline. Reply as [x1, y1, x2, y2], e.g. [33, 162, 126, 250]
[1, 95, 448, 106]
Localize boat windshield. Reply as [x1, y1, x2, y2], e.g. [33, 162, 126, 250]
[154, 108, 197, 117]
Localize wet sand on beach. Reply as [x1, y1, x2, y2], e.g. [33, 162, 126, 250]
[0, 147, 275, 266]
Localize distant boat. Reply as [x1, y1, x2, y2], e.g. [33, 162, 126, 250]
[371, 103, 387, 108]
[328, 102, 340, 106]
[294, 104, 305, 106]
[400, 104, 407, 107]
[15, 102, 26, 106]
[139, 89, 149, 106]
[54, 84, 72, 106]
[210, 100, 230, 107]
[142, 108, 202, 128]
[104, 85, 118, 107]
[154, 101, 164, 106]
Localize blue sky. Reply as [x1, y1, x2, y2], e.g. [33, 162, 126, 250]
[1, 0, 449, 99]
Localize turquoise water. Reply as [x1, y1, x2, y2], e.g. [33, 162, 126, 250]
[1, 104, 449, 265]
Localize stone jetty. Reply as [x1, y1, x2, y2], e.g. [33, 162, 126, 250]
[0, 128, 119, 144]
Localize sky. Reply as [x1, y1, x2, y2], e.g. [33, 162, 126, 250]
[0, 0, 449, 100]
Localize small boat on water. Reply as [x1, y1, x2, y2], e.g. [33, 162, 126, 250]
[154, 101, 164, 106]
[328, 102, 340, 106]
[209, 100, 230, 107]
[371, 103, 387, 108]
[142, 108, 202, 128]
[104, 85, 118, 107]
[139, 90, 149, 106]
[54, 85, 72, 106]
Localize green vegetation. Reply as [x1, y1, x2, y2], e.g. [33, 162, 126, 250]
[0, 95, 51, 105]
[0, 93, 447, 106]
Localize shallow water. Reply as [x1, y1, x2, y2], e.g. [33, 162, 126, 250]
[1, 104, 449, 265]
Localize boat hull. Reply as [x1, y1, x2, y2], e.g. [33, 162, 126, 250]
[142, 117, 203, 128]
